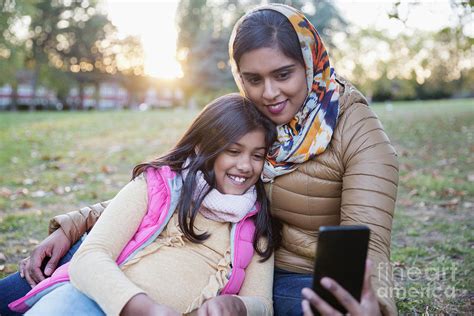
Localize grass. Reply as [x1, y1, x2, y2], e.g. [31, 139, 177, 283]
[1, 99, 473, 314]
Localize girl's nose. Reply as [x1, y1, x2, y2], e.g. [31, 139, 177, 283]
[236, 155, 251, 173]
[262, 79, 279, 101]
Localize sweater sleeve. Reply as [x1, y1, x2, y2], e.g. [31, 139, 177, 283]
[339, 103, 399, 316]
[69, 175, 149, 316]
[236, 238, 274, 316]
[48, 200, 111, 244]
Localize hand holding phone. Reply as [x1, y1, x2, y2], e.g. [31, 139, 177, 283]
[312, 225, 370, 314]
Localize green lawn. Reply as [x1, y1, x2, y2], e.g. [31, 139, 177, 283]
[1, 99, 473, 314]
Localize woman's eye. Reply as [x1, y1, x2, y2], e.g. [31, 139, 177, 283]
[246, 77, 261, 85]
[253, 154, 265, 161]
[227, 149, 239, 155]
[277, 71, 290, 80]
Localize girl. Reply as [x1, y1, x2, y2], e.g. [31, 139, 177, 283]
[11, 94, 277, 315]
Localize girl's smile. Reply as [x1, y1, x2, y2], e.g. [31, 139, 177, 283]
[214, 129, 266, 195]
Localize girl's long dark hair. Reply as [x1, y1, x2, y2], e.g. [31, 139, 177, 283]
[132, 93, 279, 261]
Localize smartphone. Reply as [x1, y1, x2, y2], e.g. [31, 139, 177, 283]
[312, 225, 370, 314]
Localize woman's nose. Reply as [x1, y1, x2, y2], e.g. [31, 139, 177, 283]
[262, 79, 279, 100]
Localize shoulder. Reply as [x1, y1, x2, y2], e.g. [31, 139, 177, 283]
[335, 76, 373, 124]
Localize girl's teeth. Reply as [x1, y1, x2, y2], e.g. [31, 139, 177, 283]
[229, 175, 246, 183]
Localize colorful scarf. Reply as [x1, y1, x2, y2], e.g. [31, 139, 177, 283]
[182, 159, 257, 223]
[229, 3, 340, 181]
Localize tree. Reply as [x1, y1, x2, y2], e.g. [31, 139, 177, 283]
[0, 0, 146, 109]
[176, 0, 347, 99]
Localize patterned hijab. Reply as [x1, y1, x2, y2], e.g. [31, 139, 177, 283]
[229, 3, 340, 181]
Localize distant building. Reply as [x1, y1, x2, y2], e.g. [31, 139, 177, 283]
[0, 70, 184, 110]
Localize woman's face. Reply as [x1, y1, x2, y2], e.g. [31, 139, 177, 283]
[238, 46, 307, 125]
[213, 129, 266, 195]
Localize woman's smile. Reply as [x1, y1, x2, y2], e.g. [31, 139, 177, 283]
[238, 47, 307, 125]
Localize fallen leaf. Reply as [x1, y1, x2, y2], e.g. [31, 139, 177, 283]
[28, 239, 39, 245]
[20, 201, 33, 209]
[0, 252, 6, 262]
[53, 186, 65, 195]
[101, 165, 116, 174]
[468, 173, 474, 182]
[22, 178, 34, 185]
[31, 190, 47, 198]
[0, 265, 4, 271]
[462, 202, 473, 209]
[0, 187, 12, 198]
[398, 199, 414, 207]
[17, 188, 29, 196]
[439, 198, 460, 208]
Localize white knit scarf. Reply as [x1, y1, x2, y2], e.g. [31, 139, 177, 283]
[181, 160, 257, 223]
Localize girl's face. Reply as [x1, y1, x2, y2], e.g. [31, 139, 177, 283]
[213, 129, 266, 195]
[238, 46, 307, 125]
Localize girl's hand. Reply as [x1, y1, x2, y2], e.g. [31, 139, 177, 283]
[301, 260, 381, 316]
[197, 295, 246, 316]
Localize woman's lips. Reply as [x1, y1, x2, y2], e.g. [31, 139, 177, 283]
[266, 100, 287, 114]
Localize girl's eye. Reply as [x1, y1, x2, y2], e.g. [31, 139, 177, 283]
[253, 154, 265, 161]
[227, 149, 239, 155]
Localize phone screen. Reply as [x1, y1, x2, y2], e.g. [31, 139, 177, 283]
[312, 225, 370, 314]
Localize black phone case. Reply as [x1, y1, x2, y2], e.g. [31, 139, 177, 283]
[312, 225, 370, 314]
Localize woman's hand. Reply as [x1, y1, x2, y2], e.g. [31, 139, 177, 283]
[121, 294, 180, 316]
[301, 260, 381, 316]
[196, 295, 246, 316]
[19, 228, 72, 287]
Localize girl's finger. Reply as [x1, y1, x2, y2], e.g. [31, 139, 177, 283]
[320, 277, 361, 314]
[302, 287, 342, 316]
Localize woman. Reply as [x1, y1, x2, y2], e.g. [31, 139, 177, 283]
[1, 4, 398, 316]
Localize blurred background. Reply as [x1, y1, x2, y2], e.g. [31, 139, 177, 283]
[0, 0, 473, 314]
[0, 0, 472, 110]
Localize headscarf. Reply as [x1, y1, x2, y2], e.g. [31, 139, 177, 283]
[229, 3, 340, 181]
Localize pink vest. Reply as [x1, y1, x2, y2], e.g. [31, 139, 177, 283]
[10, 166, 258, 313]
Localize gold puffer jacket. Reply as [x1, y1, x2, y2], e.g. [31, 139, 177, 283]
[49, 78, 398, 315]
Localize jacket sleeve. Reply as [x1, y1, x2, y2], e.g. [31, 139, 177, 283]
[48, 200, 111, 244]
[69, 175, 149, 315]
[339, 103, 399, 316]
[236, 238, 274, 316]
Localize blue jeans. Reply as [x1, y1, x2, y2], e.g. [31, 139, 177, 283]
[25, 282, 105, 316]
[273, 268, 313, 316]
[0, 239, 83, 316]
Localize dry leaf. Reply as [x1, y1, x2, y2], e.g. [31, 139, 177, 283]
[0, 187, 12, 198]
[20, 201, 33, 209]
[28, 239, 39, 245]
[467, 173, 474, 182]
[101, 165, 116, 174]
[0, 252, 6, 262]
[439, 198, 460, 208]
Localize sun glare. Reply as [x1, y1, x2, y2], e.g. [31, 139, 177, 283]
[103, 0, 183, 79]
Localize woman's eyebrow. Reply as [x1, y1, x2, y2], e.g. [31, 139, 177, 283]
[270, 64, 296, 74]
[241, 64, 296, 76]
